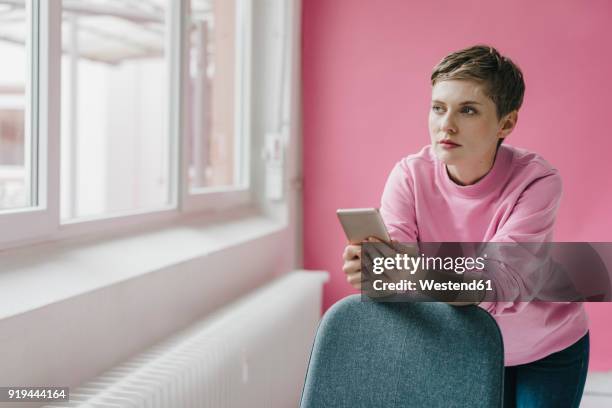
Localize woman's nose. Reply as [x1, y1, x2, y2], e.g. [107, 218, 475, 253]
[440, 114, 457, 134]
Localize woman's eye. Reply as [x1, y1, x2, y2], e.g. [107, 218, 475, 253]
[432, 105, 444, 113]
[461, 106, 477, 115]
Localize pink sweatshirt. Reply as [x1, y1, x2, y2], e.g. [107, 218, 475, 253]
[379, 144, 589, 366]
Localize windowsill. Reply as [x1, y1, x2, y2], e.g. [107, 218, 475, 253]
[0, 208, 286, 321]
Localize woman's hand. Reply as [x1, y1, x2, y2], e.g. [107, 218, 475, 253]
[342, 237, 417, 290]
[342, 243, 363, 290]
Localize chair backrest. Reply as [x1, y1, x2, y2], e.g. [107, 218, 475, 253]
[300, 295, 504, 408]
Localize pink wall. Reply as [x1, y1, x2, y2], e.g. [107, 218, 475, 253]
[302, 0, 612, 371]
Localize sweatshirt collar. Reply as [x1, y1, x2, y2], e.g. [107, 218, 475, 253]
[437, 145, 513, 198]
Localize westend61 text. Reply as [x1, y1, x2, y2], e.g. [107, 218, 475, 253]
[373, 279, 493, 292]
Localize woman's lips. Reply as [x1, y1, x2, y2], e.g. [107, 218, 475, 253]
[439, 140, 461, 149]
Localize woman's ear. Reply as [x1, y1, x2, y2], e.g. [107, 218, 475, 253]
[499, 111, 518, 139]
[497, 111, 518, 143]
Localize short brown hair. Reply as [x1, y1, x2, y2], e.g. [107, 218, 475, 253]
[431, 45, 525, 121]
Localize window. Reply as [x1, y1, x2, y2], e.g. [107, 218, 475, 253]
[0, 0, 37, 212]
[0, 0, 256, 249]
[60, 0, 172, 221]
[187, 0, 249, 193]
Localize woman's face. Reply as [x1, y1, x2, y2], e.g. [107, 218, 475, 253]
[428, 79, 508, 167]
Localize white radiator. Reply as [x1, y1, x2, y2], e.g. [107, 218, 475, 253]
[44, 271, 328, 408]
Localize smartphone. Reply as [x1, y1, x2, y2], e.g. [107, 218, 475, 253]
[336, 208, 391, 244]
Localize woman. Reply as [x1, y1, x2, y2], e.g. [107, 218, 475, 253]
[342, 45, 589, 407]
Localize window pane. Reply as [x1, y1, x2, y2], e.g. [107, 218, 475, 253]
[188, 0, 242, 191]
[61, 0, 171, 221]
[0, 2, 32, 211]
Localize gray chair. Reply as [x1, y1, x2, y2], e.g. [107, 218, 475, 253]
[300, 295, 504, 408]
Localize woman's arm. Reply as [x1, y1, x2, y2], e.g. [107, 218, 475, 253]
[379, 161, 419, 242]
[477, 171, 563, 315]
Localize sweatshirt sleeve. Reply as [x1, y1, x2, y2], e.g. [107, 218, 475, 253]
[380, 161, 419, 242]
[477, 171, 563, 316]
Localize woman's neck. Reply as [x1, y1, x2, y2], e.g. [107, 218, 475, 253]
[446, 151, 497, 186]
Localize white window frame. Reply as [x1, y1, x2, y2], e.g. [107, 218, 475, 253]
[0, 0, 58, 248]
[0, 0, 256, 251]
[179, 0, 253, 214]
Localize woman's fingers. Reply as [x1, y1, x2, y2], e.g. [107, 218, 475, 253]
[366, 237, 419, 257]
[342, 244, 364, 290]
[342, 255, 363, 289]
[346, 271, 362, 286]
[342, 258, 360, 274]
[346, 268, 363, 290]
[343, 244, 361, 261]
[364, 237, 396, 259]
[342, 237, 420, 292]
